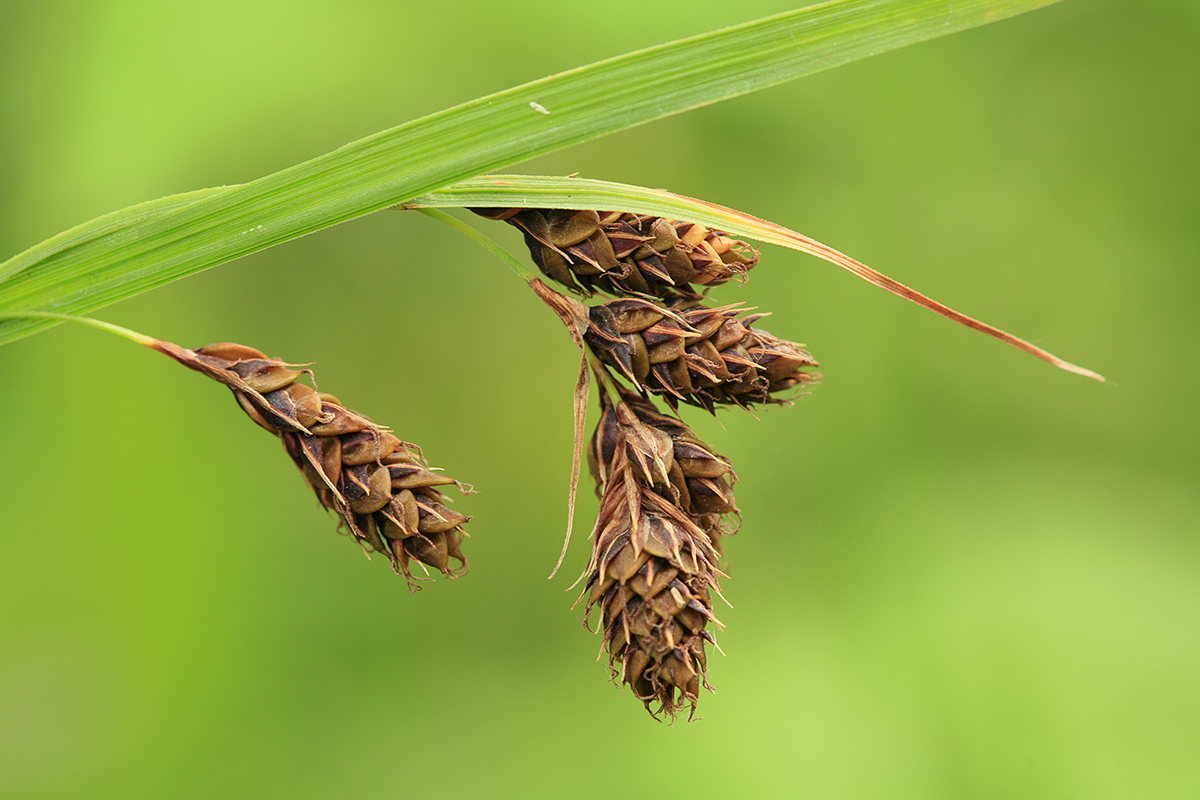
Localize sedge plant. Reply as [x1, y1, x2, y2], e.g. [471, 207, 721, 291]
[0, 0, 1101, 718]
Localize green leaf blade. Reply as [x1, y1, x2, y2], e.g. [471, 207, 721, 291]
[411, 173, 1103, 382]
[0, 0, 1063, 346]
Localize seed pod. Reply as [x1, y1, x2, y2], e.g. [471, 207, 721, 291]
[584, 297, 820, 412]
[152, 340, 470, 589]
[473, 207, 757, 298]
[579, 453, 723, 719]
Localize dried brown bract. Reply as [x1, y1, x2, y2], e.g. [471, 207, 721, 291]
[152, 340, 470, 589]
[584, 297, 820, 412]
[473, 207, 757, 298]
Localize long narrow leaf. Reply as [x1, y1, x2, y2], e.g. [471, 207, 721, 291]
[409, 175, 1102, 381]
[0, 0, 1063, 346]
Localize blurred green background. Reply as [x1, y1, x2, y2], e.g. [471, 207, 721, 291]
[2, 1, 1197, 798]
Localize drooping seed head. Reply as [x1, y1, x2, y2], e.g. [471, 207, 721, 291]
[580, 457, 723, 719]
[152, 340, 470, 589]
[584, 297, 820, 412]
[473, 207, 757, 299]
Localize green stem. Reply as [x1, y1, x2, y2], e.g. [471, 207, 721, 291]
[414, 208, 539, 282]
[0, 311, 155, 346]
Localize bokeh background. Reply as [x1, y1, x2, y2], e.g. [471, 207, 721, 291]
[2, 1, 1197, 798]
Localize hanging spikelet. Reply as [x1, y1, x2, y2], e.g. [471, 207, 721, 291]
[580, 441, 724, 719]
[151, 340, 470, 589]
[473, 207, 757, 298]
[577, 376, 756, 717]
[584, 296, 820, 412]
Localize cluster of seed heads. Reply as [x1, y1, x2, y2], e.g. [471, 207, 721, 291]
[154, 206, 816, 719]
[480, 206, 818, 717]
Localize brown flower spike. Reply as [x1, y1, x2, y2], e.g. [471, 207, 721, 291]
[473, 207, 757, 298]
[580, 452, 723, 719]
[585, 297, 820, 412]
[152, 340, 470, 589]
[580, 383, 737, 718]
